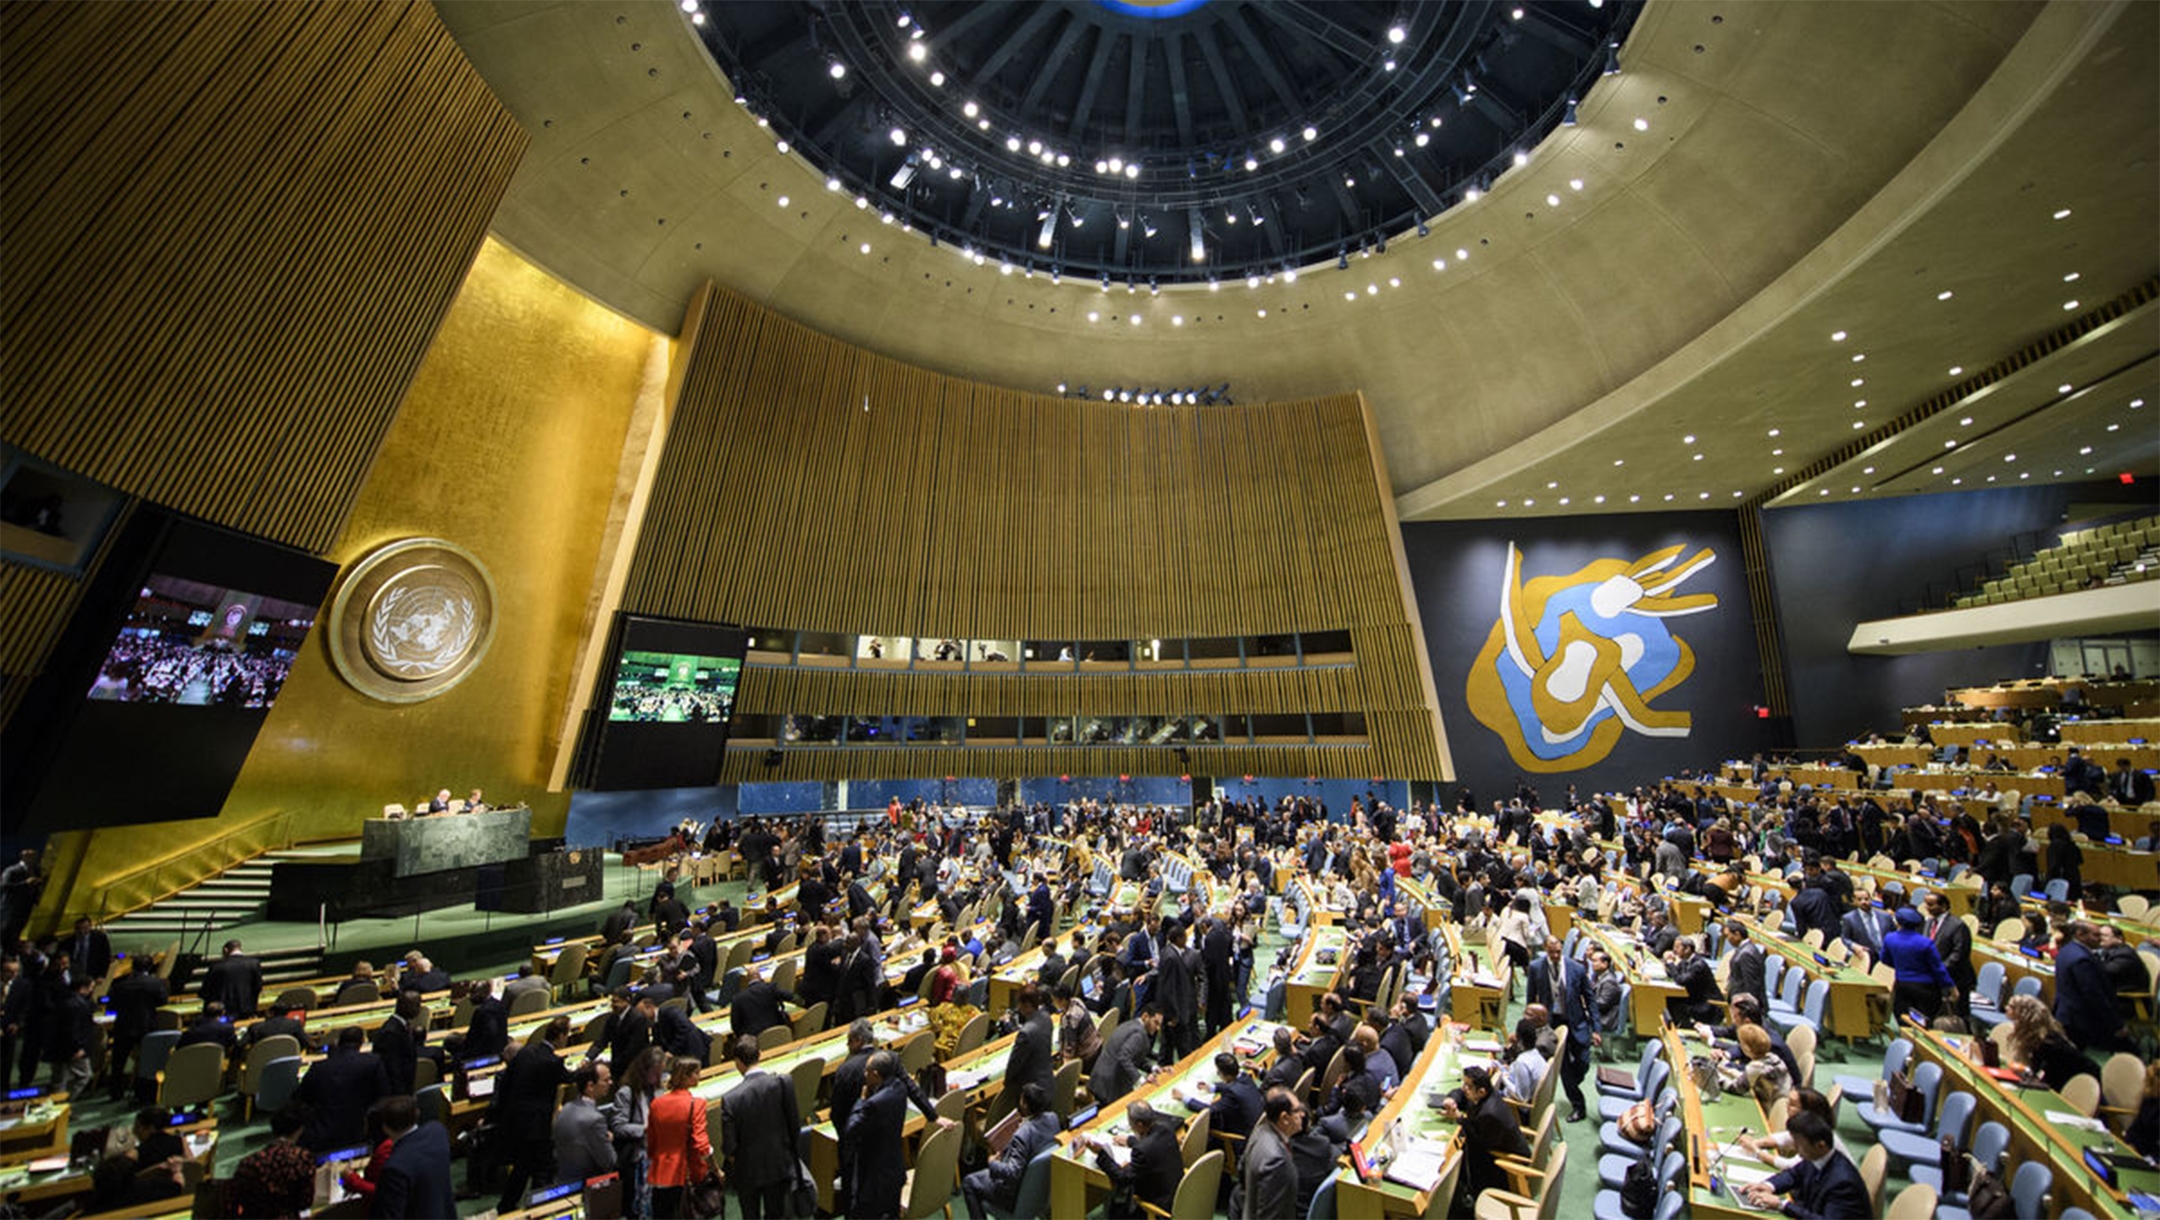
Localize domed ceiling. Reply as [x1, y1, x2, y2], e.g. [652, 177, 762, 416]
[696, 0, 1638, 282]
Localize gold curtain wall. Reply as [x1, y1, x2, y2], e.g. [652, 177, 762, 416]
[624, 283, 1449, 780]
[1, 0, 523, 554]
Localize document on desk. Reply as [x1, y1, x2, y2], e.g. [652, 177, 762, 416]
[1384, 1141, 1451, 1192]
[2043, 1110, 2109, 1133]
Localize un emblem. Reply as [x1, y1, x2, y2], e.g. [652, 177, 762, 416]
[327, 538, 496, 703]
[1465, 542, 1717, 772]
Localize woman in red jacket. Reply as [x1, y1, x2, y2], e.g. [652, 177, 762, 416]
[645, 1055, 717, 1219]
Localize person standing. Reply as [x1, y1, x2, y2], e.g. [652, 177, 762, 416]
[106, 954, 168, 1101]
[294, 1027, 390, 1153]
[374, 1094, 457, 1219]
[1880, 907, 1957, 1023]
[843, 1049, 952, 1220]
[611, 1046, 667, 1220]
[1526, 936, 1598, 1122]
[2056, 919, 2128, 1051]
[200, 939, 265, 1017]
[372, 993, 424, 1094]
[1233, 1090, 1301, 1220]
[553, 1063, 618, 1184]
[494, 1015, 571, 1214]
[646, 1055, 716, 1220]
[1000, 985, 1054, 1116]
[65, 918, 112, 985]
[1921, 891, 1974, 1019]
[0, 850, 43, 952]
[45, 974, 96, 1097]
[719, 1036, 802, 1220]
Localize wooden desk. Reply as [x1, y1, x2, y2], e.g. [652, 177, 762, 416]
[1665, 1025, 1780, 1220]
[1576, 924, 1683, 1038]
[1909, 1024, 2160, 1220]
[1285, 925, 1349, 1028]
[1748, 929, 1884, 1040]
[1331, 1024, 1501, 1219]
[1049, 1015, 1281, 1220]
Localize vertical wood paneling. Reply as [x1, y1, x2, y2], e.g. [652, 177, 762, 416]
[627, 284, 1449, 779]
[1, 0, 526, 554]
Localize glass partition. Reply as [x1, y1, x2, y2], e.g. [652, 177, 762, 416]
[1188, 636, 1241, 669]
[796, 631, 852, 667]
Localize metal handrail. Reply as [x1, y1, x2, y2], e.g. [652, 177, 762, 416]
[90, 808, 298, 924]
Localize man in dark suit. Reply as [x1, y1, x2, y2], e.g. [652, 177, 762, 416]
[65, 919, 111, 984]
[246, 1006, 312, 1053]
[2055, 920, 2129, 1050]
[2112, 758, 2156, 806]
[600, 901, 638, 944]
[962, 1082, 1060, 1220]
[1722, 923, 1768, 1010]
[374, 1094, 457, 1219]
[1089, 1003, 1162, 1105]
[1447, 1066, 1530, 1215]
[372, 993, 424, 1093]
[720, 1035, 804, 1219]
[294, 1026, 391, 1152]
[1839, 907, 1891, 960]
[460, 980, 510, 1062]
[1001, 985, 1055, 1113]
[654, 1000, 711, 1065]
[1093, 1100, 1182, 1217]
[1920, 891, 1974, 1017]
[177, 1002, 239, 1056]
[1741, 1111, 1870, 1219]
[106, 955, 168, 1101]
[1201, 917, 1236, 1036]
[399, 955, 450, 994]
[1260, 1027, 1306, 1093]
[493, 1015, 571, 1214]
[1527, 936, 1599, 1122]
[609, 991, 656, 1073]
[1232, 1090, 1301, 1220]
[199, 940, 263, 1017]
[1206, 1052, 1265, 1139]
[1153, 924, 1198, 1060]
[844, 1050, 953, 1220]
[729, 975, 799, 1040]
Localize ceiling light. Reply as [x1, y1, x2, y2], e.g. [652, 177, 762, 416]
[1959, 417, 1972, 426]
[998, 261, 1011, 275]
[1603, 42, 1619, 72]
[1547, 481, 1559, 490]
[1632, 117, 1649, 131]
[1863, 466, 1875, 474]
[1932, 466, 1943, 475]
[2063, 299, 2080, 310]
[1513, 149, 1530, 167]
[1851, 378, 1864, 387]
[1344, 291, 1357, 302]
[889, 127, 907, 145]
[1559, 497, 1571, 505]
[776, 194, 789, 207]
[906, 42, 927, 63]
[1456, 248, 1469, 261]
[828, 61, 847, 79]
[2134, 399, 2146, 408]
[1523, 498, 1534, 506]
[1569, 178, 1584, 191]
[1830, 330, 1847, 342]
[1664, 493, 1674, 501]
[1171, 316, 1183, 327]
[1767, 428, 1780, 437]
[1497, 500, 1508, 508]
[853, 194, 868, 209]
[1415, 132, 1431, 148]
[1936, 290, 1953, 301]
[1950, 478, 1962, 485]
[1692, 452, 1703, 461]
[2003, 454, 2016, 462]
[859, 242, 871, 254]
[1256, 309, 1267, 318]
[1683, 434, 1696, 444]
[1303, 126, 1318, 141]
[825, 176, 841, 191]
[1772, 448, 1783, 456]
[1431, 258, 1446, 271]
[1005, 136, 1021, 152]
[1853, 420, 1865, 429]
[2052, 207, 2072, 220]
[929, 71, 944, 86]
[1125, 163, 1140, 179]
[2058, 383, 2073, 394]
[1947, 366, 1963, 376]
[1613, 459, 1624, 466]
[1851, 353, 1865, 363]
[1387, 22, 1408, 43]
[1773, 467, 1784, 475]
[2063, 272, 2080, 282]
[1547, 193, 1560, 207]
[1087, 311, 1099, 323]
[1269, 136, 1286, 154]
[1129, 315, 1141, 326]
[2106, 423, 2120, 432]
[1562, 98, 1579, 126]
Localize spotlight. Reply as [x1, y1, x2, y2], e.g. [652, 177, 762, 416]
[1248, 204, 1265, 226]
[1037, 210, 1055, 249]
[1269, 136, 1286, 154]
[1148, 276, 1160, 295]
[1141, 216, 1158, 238]
[906, 42, 926, 63]
[1337, 247, 1349, 271]
[1387, 24, 1406, 44]
[1050, 264, 1061, 284]
[890, 161, 917, 189]
[1415, 219, 1430, 238]
[1562, 98, 1579, 126]
[1603, 44, 1620, 75]
[889, 127, 907, 146]
[1124, 163, 1140, 179]
[828, 61, 847, 79]
[1101, 272, 1112, 291]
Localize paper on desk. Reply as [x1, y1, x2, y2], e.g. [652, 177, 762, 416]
[947, 1069, 987, 1091]
[1385, 1141, 1451, 1192]
[1461, 1038, 1503, 1053]
[1722, 1162, 1776, 1187]
[2044, 1110, 2109, 1133]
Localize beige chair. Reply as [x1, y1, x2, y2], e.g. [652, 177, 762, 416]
[1858, 1144, 1888, 1217]
[897, 1029, 936, 1076]
[2120, 894, 2151, 920]
[1764, 1096, 1790, 1134]
[1141, 1149, 1223, 1220]
[334, 980, 381, 1007]
[1318, 1046, 1349, 1104]
[774, 931, 798, 956]
[771, 958, 798, 994]
[1052, 1058, 1084, 1120]
[1886, 1181, 1936, 1220]
[792, 1000, 829, 1042]
[934, 1088, 968, 1125]
[157, 1042, 226, 1109]
[2060, 1072, 2102, 1118]
[1096, 1008, 1118, 1044]
[756, 1023, 793, 1055]
[790, 1056, 825, 1117]
[1786, 1024, 1818, 1089]
[238, 1034, 301, 1118]
[1993, 918, 2024, 941]
[1496, 1105, 1560, 1196]
[547, 943, 590, 1000]
[954, 1013, 990, 1056]
[902, 1118, 962, 1220]
[2099, 1051, 2147, 1131]
[1178, 1109, 1211, 1168]
[1471, 1140, 1567, 1220]
[508, 987, 551, 1018]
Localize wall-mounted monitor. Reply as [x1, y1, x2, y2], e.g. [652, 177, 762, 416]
[573, 615, 748, 790]
[3, 508, 338, 834]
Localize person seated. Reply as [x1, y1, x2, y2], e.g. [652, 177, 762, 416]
[1091, 1100, 1180, 1219]
[1739, 1111, 1868, 1220]
[1499, 1017, 1545, 1103]
[91, 1107, 189, 1211]
[1736, 1088, 1851, 1169]
[177, 1002, 238, 1056]
[1203, 1052, 1264, 1140]
[2002, 994, 2095, 1091]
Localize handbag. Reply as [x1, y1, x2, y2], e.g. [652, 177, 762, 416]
[683, 1100, 726, 1219]
[1884, 1069, 1923, 1123]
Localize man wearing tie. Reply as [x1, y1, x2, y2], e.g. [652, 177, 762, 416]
[1389, 902, 1419, 953]
[1920, 891, 1974, 1019]
[1525, 937, 1597, 1123]
[2113, 758, 2156, 806]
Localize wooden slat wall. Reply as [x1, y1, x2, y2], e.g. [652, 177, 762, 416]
[1, 0, 526, 554]
[627, 284, 1448, 780]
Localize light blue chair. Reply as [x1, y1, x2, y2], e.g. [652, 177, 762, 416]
[984, 1148, 1054, 1220]
[1305, 1173, 1337, 1220]
[253, 1056, 303, 1116]
[1913, 1120, 2008, 1206]
[1857, 1060, 1943, 1138]
[1767, 978, 1830, 1039]
[1879, 1089, 1975, 1172]
[1591, 1148, 1684, 1220]
[1834, 1038, 1911, 1107]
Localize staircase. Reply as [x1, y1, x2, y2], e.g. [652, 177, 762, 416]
[103, 848, 326, 955]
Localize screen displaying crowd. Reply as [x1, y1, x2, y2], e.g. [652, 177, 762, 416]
[607, 650, 742, 723]
[85, 576, 316, 709]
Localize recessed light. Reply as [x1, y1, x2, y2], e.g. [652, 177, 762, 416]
[1773, 467, 1784, 475]
[2003, 454, 2016, 462]
[1613, 459, 1624, 467]
[1256, 309, 1267, 318]
[1947, 366, 1964, 376]
[1831, 330, 1847, 342]
[2052, 207, 2072, 220]
[2080, 446, 2093, 454]
[1633, 117, 1650, 131]
[1959, 417, 1973, 426]
[1497, 500, 1508, 508]
[1932, 466, 1944, 475]
[1951, 478, 1962, 485]
[1936, 290, 1953, 301]
[1772, 448, 1784, 456]
[1629, 494, 1641, 503]
[1692, 453, 1704, 461]
[1733, 492, 1743, 499]
[2133, 399, 2146, 408]
[1569, 178, 1584, 191]
[1664, 493, 1675, 501]
[1432, 259, 1448, 271]
[1853, 420, 1865, 429]
[1863, 466, 1876, 474]
[1854, 400, 1866, 409]
[1851, 487, 1861, 494]
[1344, 292, 1357, 302]
[2107, 423, 2120, 432]
[1594, 495, 1605, 504]
[1683, 434, 1696, 444]
[1172, 315, 1183, 326]
[2063, 300, 2080, 310]
[1547, 481, 1559, 489]
[1128, 314, 1141, 326]
[1523, 498, 1535, 506]
[1986, 476, 1996, 483]
[776, 195, 789, 207]
[1851, 354, 1866, 363]
[1699, 492, 1711, 500]
[2019, 472, 2029, 480]
[2063, 272, 2080, 283]
[1945, 440, 1958, 449]
[1767, 428, 1780, 437]
[1851, 378, 1865, 388]
[1547, 193, 1561, 207]
[1559, 497, 1571, 505]
[2059, 384, 2073, 394]
[1087, 311, 1099, 322]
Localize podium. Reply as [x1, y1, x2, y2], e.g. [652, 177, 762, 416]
[360, 807, 531, 875]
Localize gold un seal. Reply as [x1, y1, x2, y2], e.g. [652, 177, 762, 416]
[327, 538, 496, 703]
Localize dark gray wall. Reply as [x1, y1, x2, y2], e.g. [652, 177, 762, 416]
[1403, 512, 1776, 801]
[1761, 481, 2157, 747]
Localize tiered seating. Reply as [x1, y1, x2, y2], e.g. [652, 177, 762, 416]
[1954, 513, 2159, 607]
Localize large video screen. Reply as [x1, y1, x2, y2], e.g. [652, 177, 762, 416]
[2, 509, 338, 835]
[577, 616, 749, 790]
[87, 577, 317, 709]
[607, 650, 742, 723]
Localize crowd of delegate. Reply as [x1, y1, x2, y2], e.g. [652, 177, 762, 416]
[5, 759, 2157, 1220]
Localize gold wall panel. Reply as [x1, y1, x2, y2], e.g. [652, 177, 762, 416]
[51, 240, 663, 921]
[1, 0, 524, 554]
[623, 283, 1446, 781]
